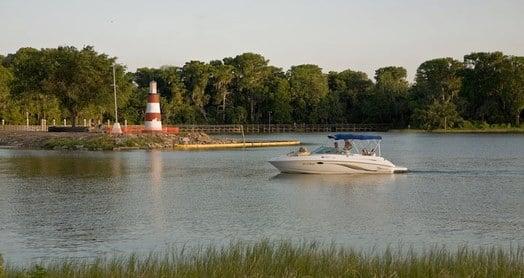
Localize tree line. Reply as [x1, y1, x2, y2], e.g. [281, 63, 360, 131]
[0, 46, 523, 129]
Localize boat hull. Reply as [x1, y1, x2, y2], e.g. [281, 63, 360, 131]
[269, 155, 406, 174]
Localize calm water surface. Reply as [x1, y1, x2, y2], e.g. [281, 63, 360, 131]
[0, 133, 523, 264]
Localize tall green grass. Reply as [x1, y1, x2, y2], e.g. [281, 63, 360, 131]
[2, 241, 523, 277]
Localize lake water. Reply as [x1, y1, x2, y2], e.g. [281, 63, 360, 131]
[0, 132, 523, 264]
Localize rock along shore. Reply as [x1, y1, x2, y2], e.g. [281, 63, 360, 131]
[0, 131, 237, 151]
[0, 131, 300, 151]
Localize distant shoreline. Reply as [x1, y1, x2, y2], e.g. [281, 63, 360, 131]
[391, 128, 524, 134]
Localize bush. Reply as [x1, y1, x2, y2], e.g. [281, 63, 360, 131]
[477, 122, 489, 129]
[412, 100, 462, 130]
[461, 120, 475, 129]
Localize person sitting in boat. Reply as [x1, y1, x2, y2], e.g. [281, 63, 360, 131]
[361, 148, 369, 155]
[334, 141, 339, 152]
[297, 147, 310, 156]
[343, 140, 352, 153]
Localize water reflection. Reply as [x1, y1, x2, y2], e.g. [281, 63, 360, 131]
[2, 150, 126, 178]
[147, 150, 167, 233]
[0, 133, 523, 264]
[0, 150, 135, 261]
[271, 173, 402, 187]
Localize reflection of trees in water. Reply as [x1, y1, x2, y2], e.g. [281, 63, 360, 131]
[147, 150, 167, 233]
[2, 152, 131, 259]
[6, 152, 126, 178]
[149, 151, 162, 186]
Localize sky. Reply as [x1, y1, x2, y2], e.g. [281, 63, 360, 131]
[1, 0, 523, 81]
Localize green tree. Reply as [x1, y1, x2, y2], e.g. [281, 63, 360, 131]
[361, 67, 409, 125]
[10, 46, 133, 126]
[0, 64, 12, 111]
[181, 61, 211, 121]
[327, 70, 373, 122]
[462, 52, 524, 125]
[269, 75, 292, 124]
[0, 64, 23, 123]
[410, 58, 463, 129]
[288, 64, 329, 123]
[505, 57, 524, 126]
[209, 62, 235, 122]
[226, 53, 271, 123]
[414, 100, 462, 130]
[134, 67, 180, 101]
[318, 90, 344, 124]
[120, 88, 146, 124]
[256, 67, 292, 124]
[134, 66, 196, 124]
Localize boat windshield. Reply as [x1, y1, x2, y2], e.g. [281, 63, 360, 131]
[312, 146, 343, 154]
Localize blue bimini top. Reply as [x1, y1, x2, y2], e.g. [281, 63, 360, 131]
[328, 133, 382, 141]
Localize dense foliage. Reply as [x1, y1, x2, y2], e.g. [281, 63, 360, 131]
[1, 47, 523, 129]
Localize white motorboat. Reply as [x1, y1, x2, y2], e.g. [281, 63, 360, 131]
[269, 133, 408, 174]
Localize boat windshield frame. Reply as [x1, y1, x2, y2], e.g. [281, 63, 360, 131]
[311, 146, 344, 154]
[324, 133, 382, 156]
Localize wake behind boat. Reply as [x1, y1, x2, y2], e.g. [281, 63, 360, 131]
[269, 133, 408, 174]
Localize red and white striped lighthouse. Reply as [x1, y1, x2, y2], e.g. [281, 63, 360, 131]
[144, 81, 162, 132]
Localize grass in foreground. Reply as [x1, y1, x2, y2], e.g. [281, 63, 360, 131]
[1, 241, 523, 277]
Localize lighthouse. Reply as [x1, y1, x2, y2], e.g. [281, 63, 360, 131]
[144, 81, 162, 132]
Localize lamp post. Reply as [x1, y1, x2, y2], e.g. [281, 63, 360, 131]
[268, 111, 272, 133]
[111, 64, 122, 134]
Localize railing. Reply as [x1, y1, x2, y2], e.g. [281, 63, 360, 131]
[242, 124, 390, 133]
[0, 123, 390, 134]
[177, 124, 243, 134]
[177, 124, 390, 134]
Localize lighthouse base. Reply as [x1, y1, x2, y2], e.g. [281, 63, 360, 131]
[111, 122, 123, 135]
[144, 120, 162, 132]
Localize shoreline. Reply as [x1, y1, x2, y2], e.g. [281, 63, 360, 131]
[1, 128, 522, 152]
[391, 128, 524, 134]
[0, 131, 300, 151]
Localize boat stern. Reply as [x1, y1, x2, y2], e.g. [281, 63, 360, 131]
[393, 166, 408, 173]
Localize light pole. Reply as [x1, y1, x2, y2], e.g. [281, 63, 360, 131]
[268, 111, 272, 133]
[111, 64, 122, 134]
